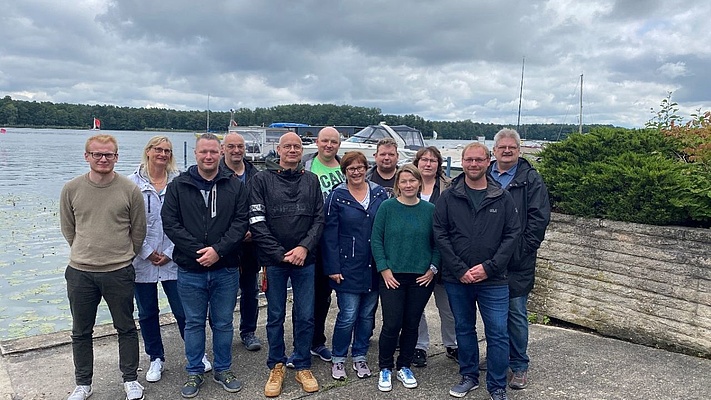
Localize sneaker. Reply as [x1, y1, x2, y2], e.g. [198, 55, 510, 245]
[295, 369, 319, 393]
[509, 370, 528, 390]
[331, 362, 347, 380]
[264, 363, 285, 397]
[310, 345, 332, 362]
[145, 359, 164, 382]
[446, 347, 459, 362]
[449, 376, 479, 398]
[285, 353, 295, 369]
[490, 388, 509, 400]
[202, 354, 212, 373]
[412, 348, 427, 367]
[181, 374, 204, 398]
[378, 369, 392, 392]
[213, 370, 242, 393]
[123, 380, 144, 400]
[68, 385, 92, 400]
[353, 360, 372, 379]
[241, 332, 262, 351]
[397, 367, 418, 389]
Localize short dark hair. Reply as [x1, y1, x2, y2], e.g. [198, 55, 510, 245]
[340, 151, 368, 174]
[413, 146, 444, 178]
[196, 133, 221, 146]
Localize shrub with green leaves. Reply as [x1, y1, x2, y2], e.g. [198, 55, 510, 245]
[539, 127, 710, 227]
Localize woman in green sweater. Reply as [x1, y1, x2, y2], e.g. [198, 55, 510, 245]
[371, 163, 441, 392]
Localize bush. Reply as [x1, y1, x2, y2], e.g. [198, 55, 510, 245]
[539, 127, 710, 227]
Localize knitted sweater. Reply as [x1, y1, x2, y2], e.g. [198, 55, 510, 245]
[60, 173, 146, 272]
[370, 198, 440, 274]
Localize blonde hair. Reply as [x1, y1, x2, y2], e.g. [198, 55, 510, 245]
[393, 163, 423, 197]
[142, 135, 178, 174]
[85, 134, 118, 153]
[461, 142, 490, 160]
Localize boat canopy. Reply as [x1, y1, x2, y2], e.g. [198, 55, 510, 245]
[346, 124, 425, 150]
[269, 122, 311, 128]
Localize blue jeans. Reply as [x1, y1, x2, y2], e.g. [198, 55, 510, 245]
[508, 294, 530, 372]
[331, 290, 379, 363]
[446, 282, 509, 393]
[134, 280, 186, 361]
[264, 264, 315, 370]
[239, 269, 260, 338]
[178, 267, 239, 374]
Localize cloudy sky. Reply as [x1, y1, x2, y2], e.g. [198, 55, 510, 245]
[2, 0, 709, 128]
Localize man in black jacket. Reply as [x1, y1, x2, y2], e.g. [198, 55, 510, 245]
[248, 132, 325, 397]
[221, 132, 263, 352]
[489, 129, 550, 390]
[433, 142, 521, 400]
[162, 133, 249, 398]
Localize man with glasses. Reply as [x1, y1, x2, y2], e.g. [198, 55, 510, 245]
[489, 129, 550, 390]
[366, 138, 399, 197]
[433, 142, 521, 400]
[249, 132, 324, 397]
[60, 134, 147, 400]
[162, 133, 249, 398]
[220, 133, 263, 353]
[294, 127, 344, 367]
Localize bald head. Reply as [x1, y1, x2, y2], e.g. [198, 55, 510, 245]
[316, 126, 341, 164]
[277, 131, 303, 169]
[222, 133, 246, 171]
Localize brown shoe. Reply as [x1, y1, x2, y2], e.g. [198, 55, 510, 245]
[295, 369, 319, 393]
[265, 363, 286, 397]
[509, 370, 528, 390]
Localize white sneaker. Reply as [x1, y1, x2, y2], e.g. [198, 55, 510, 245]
[67, 385, 92, 400]
[202, 354, 212, 373]
[397, 367, 418, 388]
[145, 359, 164, 382]
[123, 380, 144, 400]
[378, 369, 392, 392]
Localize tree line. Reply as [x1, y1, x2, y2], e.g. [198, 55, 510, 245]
[0, 95, 612, 141]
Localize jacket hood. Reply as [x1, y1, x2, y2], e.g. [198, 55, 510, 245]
[131, 164, 179, 188]
[450, 173, 506, 200]
[265, 156, 306, 175]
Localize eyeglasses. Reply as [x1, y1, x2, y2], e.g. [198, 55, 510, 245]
[462, 157, 489, 164]
[419, 157, 438, 164]
[496, 145, 519, 151]
[345, 165, 366, 173]
[280, 144, 302, 150]
[88, 152, 118, 160]
[152, 147, 172, 154]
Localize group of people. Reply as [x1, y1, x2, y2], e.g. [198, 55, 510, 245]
[59, 125, 549, 400]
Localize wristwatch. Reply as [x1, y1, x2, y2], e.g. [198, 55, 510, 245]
[429, 264, 438, 274]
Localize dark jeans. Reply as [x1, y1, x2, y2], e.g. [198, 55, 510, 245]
[265, 263, 315, 370]
[239, 269, 260, 338]
[134, 280, 185, 361]
[313, 250, 332, 349]
[446, 282, 509, 393]
[378, 273, 434, 370]
[65, 265, 139, 385]
[508, 294, 530, 372]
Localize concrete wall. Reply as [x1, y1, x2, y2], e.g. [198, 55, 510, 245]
[529, 213, 711, 357]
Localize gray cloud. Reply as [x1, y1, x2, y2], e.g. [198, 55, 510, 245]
[0, 0, 709, 127]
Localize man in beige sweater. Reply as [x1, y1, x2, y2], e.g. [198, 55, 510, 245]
[60, 134, 147, 400]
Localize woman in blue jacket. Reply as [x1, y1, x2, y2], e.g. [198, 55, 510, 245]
[322, 151, 388, 381]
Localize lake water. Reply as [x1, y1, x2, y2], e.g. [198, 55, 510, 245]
[0, 128, 486, 340]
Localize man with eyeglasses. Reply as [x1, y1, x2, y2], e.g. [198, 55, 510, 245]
[248, 132, 324, 397]
[366, 138, 399, 198]
[488, 129, 550, 390]
[433, 142, 521, 400]
[295, 126, 344, 368]
[60, 134, 147, 400]
[220, 133, 264, 353]
[162, 133, 249, 398]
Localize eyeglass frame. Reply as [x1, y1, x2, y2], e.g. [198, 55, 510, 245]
[88, 152, 118, 160]
[151, 146, 173, 154]
[345, 165, 367, 173]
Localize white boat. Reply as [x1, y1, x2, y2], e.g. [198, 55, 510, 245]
[302, 122, 426, 163]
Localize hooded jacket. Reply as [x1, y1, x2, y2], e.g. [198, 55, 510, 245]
[128, 164, 179, 282]
[321, 180, 388, 293]
[488, 157, 551, 297]
[248, 157, 324, 267]
[433, 174, 521, 285]
[161, 165, 249, 272]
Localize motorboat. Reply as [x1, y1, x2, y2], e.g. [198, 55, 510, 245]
[302, 122, 426, 163]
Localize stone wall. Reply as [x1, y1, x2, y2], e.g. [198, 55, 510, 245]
[529, 213, 711, 357]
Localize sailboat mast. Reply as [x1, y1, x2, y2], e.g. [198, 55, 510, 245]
[578, 74, 583, 135]
[206, 93, 210, 133]
[516, 57, 525, 133]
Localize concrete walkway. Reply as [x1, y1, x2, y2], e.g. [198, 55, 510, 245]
[2, 296, 710, 399]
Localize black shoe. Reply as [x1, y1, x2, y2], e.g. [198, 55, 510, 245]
[181, 374, 204, 398]
[412, 348, 427, 368]
[446, 347, 459, 362]
[490, 388, 509, 400]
